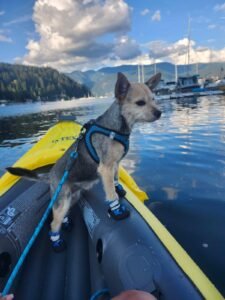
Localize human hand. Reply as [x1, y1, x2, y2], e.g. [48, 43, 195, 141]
[111, 290, 157, 300]
[0, 293, 14, 300]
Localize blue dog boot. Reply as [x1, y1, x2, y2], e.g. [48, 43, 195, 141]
[115, 183, 126, 197]
[62, 216, 73, 232]
[108, 200, 130, 220]
[49, 231, 66, 253]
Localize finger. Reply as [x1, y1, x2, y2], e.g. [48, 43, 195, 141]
[0, 294, 14, 300]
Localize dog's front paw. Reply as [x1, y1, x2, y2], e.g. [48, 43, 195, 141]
[62, 217, 74, 232]
[51, 238, 67, 253]
[115, 183, 126, 198]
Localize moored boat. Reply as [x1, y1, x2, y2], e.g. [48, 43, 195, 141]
[176, 75, 200, 93]
[204, 77, 225, 92]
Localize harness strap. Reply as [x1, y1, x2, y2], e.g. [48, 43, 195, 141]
[84, 123, 130, 163]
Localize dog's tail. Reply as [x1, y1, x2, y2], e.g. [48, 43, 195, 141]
[6, 167, 49, 183]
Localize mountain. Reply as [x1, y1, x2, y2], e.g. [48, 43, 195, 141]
[67, 62, 225, 96]
[0, 63, 90, 102]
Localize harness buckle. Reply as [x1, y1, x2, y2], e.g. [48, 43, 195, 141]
[109, 131, 116, 140]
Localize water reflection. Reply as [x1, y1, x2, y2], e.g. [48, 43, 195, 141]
[162, 187, 179, 200]
[0, 98, 112, 145]
[175, 96, 198, 109]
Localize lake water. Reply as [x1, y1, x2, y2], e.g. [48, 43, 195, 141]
[0, 96, 225, 295]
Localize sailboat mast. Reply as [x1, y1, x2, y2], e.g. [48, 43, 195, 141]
[175, 64, 178, 82]
[141, 64, 145, 83]
[138, 64, 141, 83]
[196, 63, 198, 75]
[187, 16, 191, 75]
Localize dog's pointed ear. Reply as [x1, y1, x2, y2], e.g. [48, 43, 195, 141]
[145, 72, 161, 91]
[115, 72, 130, 101]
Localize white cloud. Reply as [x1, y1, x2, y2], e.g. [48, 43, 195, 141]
[146, 38, 225, 64]
[214, 2, 225, 11]
[4, 15, 31, 26]
[17, 0, 225, 72]
[151, 10, 161, 22]
[21, 0, 135, 71]
[141, 8, 150, 16]
[147, 38, 192, 60]
[0, 34, 12, 43]
[208, 24, 217, 29]
[0, 10, 5, 16]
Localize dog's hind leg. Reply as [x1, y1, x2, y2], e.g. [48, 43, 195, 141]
[98, 163, 129, 220]
[49, 188, 71, 252]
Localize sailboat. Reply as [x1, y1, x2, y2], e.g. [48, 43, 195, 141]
[155, 18, 224, 99]
[176, 17, 201, 93]
[154, 62, 177, 95]
[204, 67, 225, 92]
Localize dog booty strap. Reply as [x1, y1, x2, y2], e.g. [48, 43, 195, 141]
[49, 231, 60, 242]
[49, 231, 67, 252]
[115, 183, 126, 197]
[108, 200, 130, 220]
[109, 200, 120, 210]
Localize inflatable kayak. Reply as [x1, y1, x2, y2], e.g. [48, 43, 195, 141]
[0, 119, 223, 300]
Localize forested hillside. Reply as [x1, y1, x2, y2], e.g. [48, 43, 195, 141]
[0, 63, 90, 102]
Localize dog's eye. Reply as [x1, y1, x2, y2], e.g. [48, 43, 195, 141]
[135, 100, 146, 106]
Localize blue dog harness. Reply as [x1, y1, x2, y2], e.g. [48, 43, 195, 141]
[84, 121, 130, 164]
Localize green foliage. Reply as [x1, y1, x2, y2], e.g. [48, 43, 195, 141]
[0, 63, 90, 102]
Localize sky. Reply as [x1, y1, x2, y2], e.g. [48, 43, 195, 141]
[0, 0, 225, 71]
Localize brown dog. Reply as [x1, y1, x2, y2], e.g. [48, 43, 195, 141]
[7, 72, 162, 252]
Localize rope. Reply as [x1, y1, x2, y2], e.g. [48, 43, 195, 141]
[89, 288, 110, 300]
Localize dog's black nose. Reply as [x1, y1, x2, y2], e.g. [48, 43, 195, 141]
[153, 109, 162, 119]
